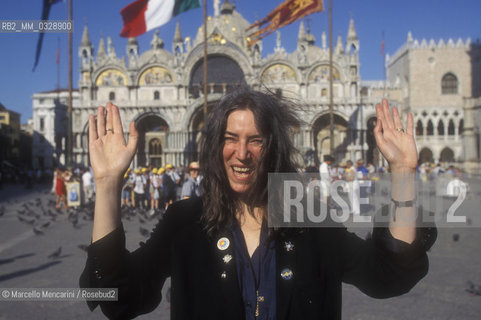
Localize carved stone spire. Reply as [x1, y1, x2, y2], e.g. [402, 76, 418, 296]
[298, 21, 306, 42]
[97, 37, 106, 58]
[81, 25, 91, 46]
[174, 22, 183, 43]
[107, 36, 116, 57]
[335, 34, 344, 54]
[347, 17, 358, 40]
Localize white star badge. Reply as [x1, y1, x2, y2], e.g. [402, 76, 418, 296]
[223, 254, 232, 264]
[284, 241, 294, 252]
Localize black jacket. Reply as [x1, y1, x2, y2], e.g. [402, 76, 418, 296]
[79, 197, 435, 320]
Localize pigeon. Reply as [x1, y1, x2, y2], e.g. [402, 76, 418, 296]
[33, 226, 44, 235]
[39, 221, 51, 228]
[139, 227, 150, 237]
[139, 217, 145, 224]
[452, 234, 460, 242]
[18, 215, 36, 225]
[77, 244, 89, 253]
[466, 281, 481, 296]
[48, 246, 62, 259]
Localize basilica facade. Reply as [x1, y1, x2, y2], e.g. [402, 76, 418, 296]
[32, 0, 481, 172]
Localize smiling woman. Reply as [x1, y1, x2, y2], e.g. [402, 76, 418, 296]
[222, 109, 264, 194]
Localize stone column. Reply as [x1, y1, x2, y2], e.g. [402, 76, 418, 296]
[463, 98, 479, 161]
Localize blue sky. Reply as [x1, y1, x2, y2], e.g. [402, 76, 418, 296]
[1, 0, 480, 123]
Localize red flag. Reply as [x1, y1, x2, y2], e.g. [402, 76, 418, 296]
[246, 0, 324, 46]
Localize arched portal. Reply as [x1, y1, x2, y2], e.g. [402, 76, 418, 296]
[135, 114, 169, 167]
[419, 147, 434, 164]
[185, 103, 216, 163]
[312, 113, 349, 163]
[440, 147, 455, 162]
[189, 55, 246, 98]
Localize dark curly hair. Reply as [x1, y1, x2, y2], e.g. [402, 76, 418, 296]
[199, 87, 301, 235]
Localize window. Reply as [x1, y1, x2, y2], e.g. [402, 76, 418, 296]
[441, 73, 458, 94]
[154, 91, 160, 100]
[448, 119, 455, 135]
[39, 117, 45, 131]
[437, 120, 444, 136]
[426, 120, 434, 136]
[109, 92, 115, 101]
[416, 120, 423, 136]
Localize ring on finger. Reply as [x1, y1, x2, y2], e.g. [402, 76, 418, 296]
[396, 127, 405, 133]
[106, 128, 113, 132]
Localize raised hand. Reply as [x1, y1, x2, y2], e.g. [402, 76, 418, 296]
[88, 103, 138, 183]
[373, 99, 418, 173]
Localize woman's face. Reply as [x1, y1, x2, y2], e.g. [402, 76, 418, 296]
[222, 109, 263, 195]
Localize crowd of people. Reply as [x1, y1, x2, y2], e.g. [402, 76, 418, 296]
[120, 162, 202, 215]
[303, 156, 470, 215]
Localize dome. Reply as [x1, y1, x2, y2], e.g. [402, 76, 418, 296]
[193, 7, 252, 49]
[138, 30, 174, 67]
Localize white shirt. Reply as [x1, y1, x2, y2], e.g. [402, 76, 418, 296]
[134, 175, 147, 194]
[82, 171, 93, 186]
[319, 162, 332, 183]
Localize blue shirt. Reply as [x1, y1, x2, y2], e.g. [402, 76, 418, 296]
[231, 220, 276, 320]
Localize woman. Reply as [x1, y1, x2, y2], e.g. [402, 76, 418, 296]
[150, 168, 161, 212]
[55, 168, 67, 210]
[80, 88, 434, 319]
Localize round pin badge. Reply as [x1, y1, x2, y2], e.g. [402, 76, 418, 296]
[217, 237, 230, 250]
[280, 268, 293, 280]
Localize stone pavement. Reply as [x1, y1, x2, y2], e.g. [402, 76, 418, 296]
[0, 182, 480, 320]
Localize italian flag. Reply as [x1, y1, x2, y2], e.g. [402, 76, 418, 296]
[120, 0, 200, 38]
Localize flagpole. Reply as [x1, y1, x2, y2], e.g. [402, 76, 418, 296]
[67, 0, 73, 168]
[203, 0, 208, 121]
[57, 37, 60, 90]
[382, 32, 386, 96]
[328, 0, 334, 157]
